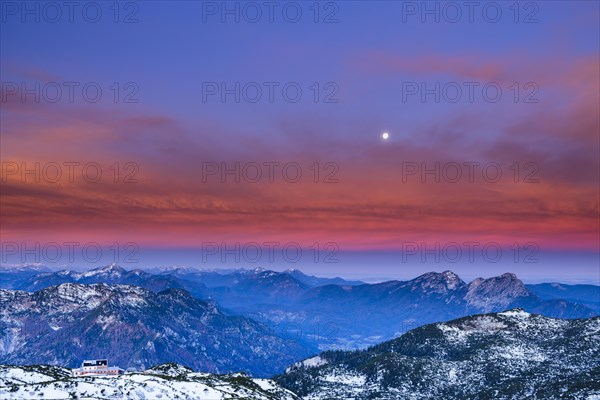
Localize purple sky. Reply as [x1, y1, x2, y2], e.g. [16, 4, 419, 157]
[1, 1, 599, 283]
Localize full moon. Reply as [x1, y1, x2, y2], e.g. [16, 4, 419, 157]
[382, 132, 389, 140]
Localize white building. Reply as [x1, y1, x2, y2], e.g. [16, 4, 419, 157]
[72, 359, 124, 377]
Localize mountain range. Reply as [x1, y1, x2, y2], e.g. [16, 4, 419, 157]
[0, 283, 314, 377]
[0, 265, 598, 397]
[528, 282, 600, 313]
[2, 310, 598, 399]
[1, 264, 598, 351]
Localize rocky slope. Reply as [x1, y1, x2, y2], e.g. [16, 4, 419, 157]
[0, 283, 314, 377]
[277, 310, 600, 399]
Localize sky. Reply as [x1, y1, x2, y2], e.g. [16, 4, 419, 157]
[1, 1, 599, 283]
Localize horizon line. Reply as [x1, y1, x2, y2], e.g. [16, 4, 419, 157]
[2, 263, 599, 286]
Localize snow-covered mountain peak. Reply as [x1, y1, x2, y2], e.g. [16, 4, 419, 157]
[37, 283, 149, 309]
[441, 270, 463, 289]
[411, 271, 466, 293]
[465, 273, 531, 312]
[498, 272, 519, 280]
[468, 277, 484, 288]
[53, 282, 109, 302]
[82, 263, 126, 277]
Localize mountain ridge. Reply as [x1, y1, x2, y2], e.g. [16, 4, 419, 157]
[1, 266, 597, 350]
[277, 309, 600, 399]
[0, 283, 315, 377]
[0, 363, 299, 399]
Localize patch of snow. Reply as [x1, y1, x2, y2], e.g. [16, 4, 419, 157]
[323, 371, 366, 387]
[499, 309, 530, 318]
[300, 356, 327, 368]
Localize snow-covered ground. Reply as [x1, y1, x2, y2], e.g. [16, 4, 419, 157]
[286, 356, 328, 373]
[279, 310, 600, 399]
[0, 364, 299, 400]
